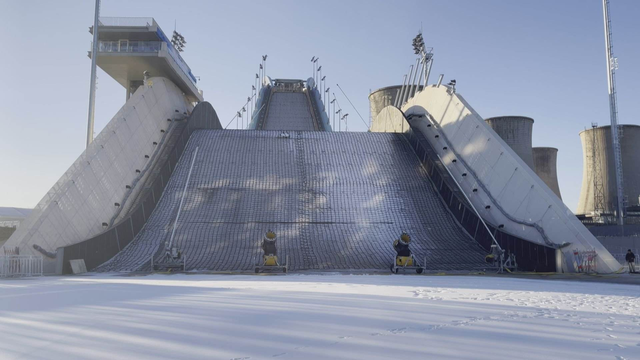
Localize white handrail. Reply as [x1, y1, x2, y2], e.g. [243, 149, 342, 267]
[0, 255, 43, 278]
[168, 147, 199, 249]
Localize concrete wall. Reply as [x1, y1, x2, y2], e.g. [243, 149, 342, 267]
[369, 106, 409, 133]
[2, 77, 192, 273]
[597, 237, 640, 266]
[577, 125, 640, 216]
[485, 116, 535, 170]
[533, 147, 562, 199]
[60, 102, 221, 274]
[400, 85, 621, 273]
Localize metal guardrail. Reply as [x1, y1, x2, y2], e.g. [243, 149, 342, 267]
[0, 255, 43, 278]
[98, 17, 154, 27]
[98, 40, 161, 53]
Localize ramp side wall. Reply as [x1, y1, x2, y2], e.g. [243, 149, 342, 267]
[249, 85, 272, 129]
[59, 102, 221, 274]
[401, 85, 620, 273]
[2, 78, 193, 273]
[307, 87, 332, 131]
[374, 106, 557, 272]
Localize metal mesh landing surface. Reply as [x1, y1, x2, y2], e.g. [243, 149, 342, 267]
[96, 130, 487, 272]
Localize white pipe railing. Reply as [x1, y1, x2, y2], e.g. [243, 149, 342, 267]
[0, 256, 43, 278]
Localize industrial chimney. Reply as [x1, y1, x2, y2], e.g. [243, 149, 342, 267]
[532, 147, 562, 199]
[485, 116, 535, 170]
[577, 124, 640, 218]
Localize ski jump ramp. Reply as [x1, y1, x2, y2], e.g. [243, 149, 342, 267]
[97, 130, 487, 272]
[4, 76, 621, 274]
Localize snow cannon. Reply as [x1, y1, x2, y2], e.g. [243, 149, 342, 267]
[255, 230, 288, 273]
[390, 232, 424, 274]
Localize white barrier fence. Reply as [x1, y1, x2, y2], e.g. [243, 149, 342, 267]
[0, 255, 43, 278]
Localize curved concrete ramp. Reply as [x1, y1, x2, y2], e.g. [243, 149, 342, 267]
[97, 130, 487, 272]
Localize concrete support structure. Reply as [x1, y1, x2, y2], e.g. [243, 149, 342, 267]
[485, 116, 535, 170]
[532, 147, 562, 200]
[577, 125, 640, 217]
[89, 17, 202, 103]
[2, 78, 193, 272]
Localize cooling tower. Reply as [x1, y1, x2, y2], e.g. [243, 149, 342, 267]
[485, 116, 535, 170]
[369, 85, 402, 121]
[532, 147, 562, 199]
[577, 124, 640, 216]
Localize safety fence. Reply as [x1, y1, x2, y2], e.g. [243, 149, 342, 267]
[0, 255, 43, 278]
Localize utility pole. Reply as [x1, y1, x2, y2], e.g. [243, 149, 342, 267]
[262, 55, 268, 81]
[603, 0, 625, 225]
[330, 97, 336, 130]
[313, 58, 319, 87]
[86, 0, 100, 148]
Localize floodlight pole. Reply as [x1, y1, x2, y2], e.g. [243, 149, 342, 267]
[412, 59, 424, 98]
[86, 0, 100, 148]
[603, 0, 624, 225]
[314, 58, 319, 87]
[331, 97, 336, 130]
[396, 74, 408, 108]
[323, 87, 326, 108]
[407, 58, 420, 102]
[325, 87, 330, 115]
[247, 101, 250, 127]
[402, 64, 415, 105]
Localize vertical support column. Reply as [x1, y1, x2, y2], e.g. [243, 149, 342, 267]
[396, 75, 408, 108]
[86, 0, 100, 148]
[411, 60, 424, 98]
[406, 58, 420, 102]
[401, 64, 415, 105]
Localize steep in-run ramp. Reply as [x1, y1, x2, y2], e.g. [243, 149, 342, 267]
[261, 91, 320, 130]
[97, 130, 487, 272]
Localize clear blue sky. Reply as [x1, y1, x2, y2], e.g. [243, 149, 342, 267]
[1, 0, 638, 211]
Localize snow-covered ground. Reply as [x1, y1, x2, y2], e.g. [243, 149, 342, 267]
[1, 274, 639, 360]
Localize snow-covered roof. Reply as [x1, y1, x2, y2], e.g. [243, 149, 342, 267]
[0, 207, 32, 221]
